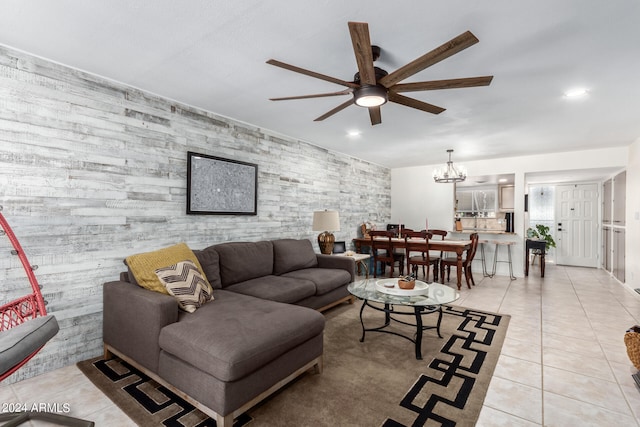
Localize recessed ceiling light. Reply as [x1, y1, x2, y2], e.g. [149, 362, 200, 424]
[564, 88, 589, 98]
[347, 130, 361, 137]
[499, 178, 508, 183]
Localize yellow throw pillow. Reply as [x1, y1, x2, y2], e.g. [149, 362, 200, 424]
[125, 243, 211, 294]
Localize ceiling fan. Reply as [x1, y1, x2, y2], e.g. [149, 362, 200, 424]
[266, 22, 493, 126]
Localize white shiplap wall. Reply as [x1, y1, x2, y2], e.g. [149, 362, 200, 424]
[0, 46, 391, 383]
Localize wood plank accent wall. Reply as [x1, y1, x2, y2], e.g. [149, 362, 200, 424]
[0, 46, 391, 383]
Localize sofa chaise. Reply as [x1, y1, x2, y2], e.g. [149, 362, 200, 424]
[103, 238, 355, 426]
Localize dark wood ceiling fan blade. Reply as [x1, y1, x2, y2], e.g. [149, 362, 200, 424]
[379, 31, 479, 88]
[388, 92, 445, 114]
[393, 76, 493, 92]
[270, 89, 353, 101]
[314, 99, 354, 121]
[369, 106, 382, 125]
[266, 59, 359, 89]
[348, 22, 377, 86]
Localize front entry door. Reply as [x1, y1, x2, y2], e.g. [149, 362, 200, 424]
[555, 184, 599, 267]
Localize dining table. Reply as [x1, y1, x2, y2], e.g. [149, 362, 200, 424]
[352, 237, 473, 290]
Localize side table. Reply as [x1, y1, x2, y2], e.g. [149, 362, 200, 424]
[334, 252, 371, 278]
[525, 239, 546, 277]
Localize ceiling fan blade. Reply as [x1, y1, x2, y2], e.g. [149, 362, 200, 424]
[392, 76, 493, 93]
[348, 22, 377, 86]
[270, 89, 353, 101]
[266, 59, 359, 89]
[314, 99, 354, 121]
[379, 31, 479, 88]
[388, 92, 445, 115]
[368, 106, 382, 125]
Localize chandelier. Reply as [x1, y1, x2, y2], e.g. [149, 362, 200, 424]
[433, 149, 467, 183]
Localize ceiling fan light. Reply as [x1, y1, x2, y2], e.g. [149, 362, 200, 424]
[354, 85, 388, 107]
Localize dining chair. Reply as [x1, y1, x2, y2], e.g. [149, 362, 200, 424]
[427, 229, 448, 282]
[369, 230, 404, 278]
[440, 232, 479, 289]
[399, 228, 415, 238]
[0, 208, 94, 426]
[404, 231, 438, 282]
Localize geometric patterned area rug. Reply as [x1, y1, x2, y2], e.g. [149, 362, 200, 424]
[78, 302, 509, 427]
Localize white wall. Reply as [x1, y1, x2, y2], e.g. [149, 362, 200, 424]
[392, 147, 629, 277]
[626, 139, 640, 289]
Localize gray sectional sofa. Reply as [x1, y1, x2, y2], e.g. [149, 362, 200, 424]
[103, 238, 355, 426]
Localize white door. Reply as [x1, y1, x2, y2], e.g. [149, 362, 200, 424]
[555, 184, 599, 267]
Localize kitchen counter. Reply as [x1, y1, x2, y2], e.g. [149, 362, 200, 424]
[451, 230, 516, 235]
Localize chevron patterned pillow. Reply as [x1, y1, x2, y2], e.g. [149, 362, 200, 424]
[155, 260, 214, 313]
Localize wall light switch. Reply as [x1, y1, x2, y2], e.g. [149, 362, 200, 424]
[635, 211, 640, 220]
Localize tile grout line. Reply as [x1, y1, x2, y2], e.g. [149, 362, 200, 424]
[569, 269, 640, 423]
[539, 274, 546, 426]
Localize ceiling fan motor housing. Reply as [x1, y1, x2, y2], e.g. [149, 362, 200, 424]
[353, 66, 388, 84]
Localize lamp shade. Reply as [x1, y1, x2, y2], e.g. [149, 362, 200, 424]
[312, 210, 340, 231]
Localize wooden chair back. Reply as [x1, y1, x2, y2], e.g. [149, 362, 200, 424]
[399, 228, 416, 238]
[404, 237, 431, 261]
[428, 229, 447, 240]
[369, 230, 403, 277]
[369, 230, 394, 258]
[465, 232, 480, 264]
[403, 230, 426, 239]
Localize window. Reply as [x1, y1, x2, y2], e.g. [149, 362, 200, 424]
[528, 185, 555, 258]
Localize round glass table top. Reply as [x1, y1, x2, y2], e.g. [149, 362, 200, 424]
[347, 278, 459, 307]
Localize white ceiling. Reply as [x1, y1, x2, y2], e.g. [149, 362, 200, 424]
[1, 1, 639, 170]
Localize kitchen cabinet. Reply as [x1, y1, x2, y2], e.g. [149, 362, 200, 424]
[603, 170, 625, 283]
[602, 226, 611, 272]
[613, 228, 625, 282]
[499, 185, 514, 211]
[603, 179, 612, 224]
[455, 188, 497, 214]
[613, 171, 626, 226]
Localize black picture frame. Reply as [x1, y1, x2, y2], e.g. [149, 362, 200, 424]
[187, 151, 258, 215]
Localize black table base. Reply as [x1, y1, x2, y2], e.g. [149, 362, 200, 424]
[357, 300, 443, 359]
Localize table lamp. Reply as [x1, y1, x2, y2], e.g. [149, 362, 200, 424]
[312, 210, 340, 254]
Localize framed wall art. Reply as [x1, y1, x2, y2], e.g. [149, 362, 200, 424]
[187, 151, 258, 215]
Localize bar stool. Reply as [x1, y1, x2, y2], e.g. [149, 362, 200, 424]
[480, 240, 516, 280]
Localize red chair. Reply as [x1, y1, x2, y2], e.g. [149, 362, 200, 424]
[0, 208, 94, 426]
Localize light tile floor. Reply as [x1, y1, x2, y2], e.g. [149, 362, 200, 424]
[1, 264, 639, 426]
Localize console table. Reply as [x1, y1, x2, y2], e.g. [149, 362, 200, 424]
[525, 239, 547, 277]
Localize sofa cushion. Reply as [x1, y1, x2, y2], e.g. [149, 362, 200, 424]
[214, 241, 274, 287]
[158, 290, 325, 382]
[193, 246, 223, 289]
[281, 268, 351, 295]
[125, 243, 211, 295]
[272, 239, 318, 275]
[224, 275, 316, 304]
[155, 260, 214, 313]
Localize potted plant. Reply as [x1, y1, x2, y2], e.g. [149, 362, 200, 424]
[526, 224, 556, 253]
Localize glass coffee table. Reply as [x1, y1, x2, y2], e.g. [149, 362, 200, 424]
[347, 278, 460, 359]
